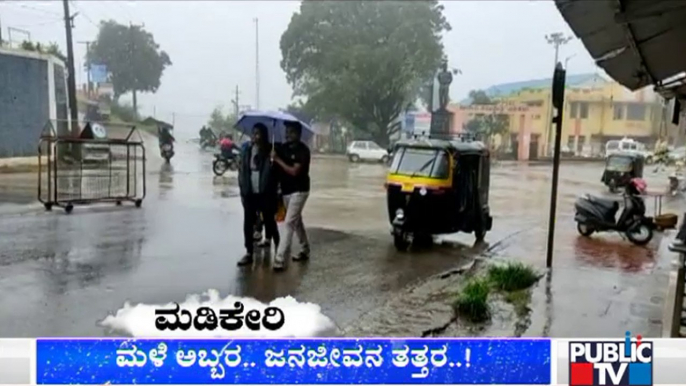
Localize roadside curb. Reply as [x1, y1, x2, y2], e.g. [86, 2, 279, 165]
[662, 247, 685, 337]
[0, 164, 40, 174]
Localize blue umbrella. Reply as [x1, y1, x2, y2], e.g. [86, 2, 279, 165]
[234, 110, 314, 143]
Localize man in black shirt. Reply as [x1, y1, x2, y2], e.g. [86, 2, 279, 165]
[270, 121, 311, 271]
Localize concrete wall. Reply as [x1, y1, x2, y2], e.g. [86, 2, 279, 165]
[0, 49, 66, 158]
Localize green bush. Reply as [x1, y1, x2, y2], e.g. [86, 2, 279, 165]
[488, 263, 539, 292]
[111, 101, 139, 123]
[453, 278, 490, 322]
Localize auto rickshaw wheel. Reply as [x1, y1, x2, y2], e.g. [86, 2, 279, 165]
[393, 230, 410, 251]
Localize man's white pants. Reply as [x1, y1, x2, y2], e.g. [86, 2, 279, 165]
[276, 192, 310, 261]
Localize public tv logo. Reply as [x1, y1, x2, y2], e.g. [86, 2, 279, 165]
[569, 332, 653, 386]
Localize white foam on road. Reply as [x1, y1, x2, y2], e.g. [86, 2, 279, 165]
[100, 289, 339, 337]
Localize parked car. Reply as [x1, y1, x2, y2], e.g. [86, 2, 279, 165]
[346, 140, 389, 163]
[668, 146, 686, 163]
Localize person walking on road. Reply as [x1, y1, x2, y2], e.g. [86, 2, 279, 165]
[271, 121, 311, 271]
[236, 123, 280, 267]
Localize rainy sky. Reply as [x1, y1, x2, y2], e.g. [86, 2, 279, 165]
[0, 0, 598, 136]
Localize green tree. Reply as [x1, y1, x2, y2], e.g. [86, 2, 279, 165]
[20, 41, 66, 62]
[464, 113, 509, 145]
[464, 89, 508, 144]
[280, 0, 450, 147]
[45, 42, 67, 62]
[86, 20, 172, 113]
[468, 89, 494, 105]
[207, 107, 238, 136]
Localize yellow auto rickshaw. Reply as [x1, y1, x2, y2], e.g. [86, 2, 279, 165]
[385, 136, 493, 250]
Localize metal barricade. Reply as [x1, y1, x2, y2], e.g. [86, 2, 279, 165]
[38, 120, 146, 213]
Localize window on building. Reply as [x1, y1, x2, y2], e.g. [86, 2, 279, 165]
[577, 135, 586, 153]
[526, 100, 544, 107]
[567, 135, 575, 149]
[579, 102, 589, 119]
[613, 104, 624, 120]
[533, 114, 541, 120]
[569, 102, 578, 118]
[626, 104, 646, 121]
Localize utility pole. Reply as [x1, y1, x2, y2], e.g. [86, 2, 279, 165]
[231, 85, 241, 116]
[62, 0, 80, 136]
[129, 22, 137, 116]
[253, 17, 260, 110]
[78, 41, 93, 94]
[544, 33, 573, 156]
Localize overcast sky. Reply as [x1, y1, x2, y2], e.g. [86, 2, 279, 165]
[0, 0, 599, 135]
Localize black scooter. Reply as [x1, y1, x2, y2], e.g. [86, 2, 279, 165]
[160, 142, 174, 163]
[574, 185, 654, 245]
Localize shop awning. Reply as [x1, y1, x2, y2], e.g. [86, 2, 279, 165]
[555, 0, 686, 98]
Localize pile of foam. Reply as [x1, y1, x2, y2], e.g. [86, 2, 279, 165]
[100, 289, 339, 337]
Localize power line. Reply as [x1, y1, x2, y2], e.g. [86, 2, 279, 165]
[2, 2, 62, 17]
[69, 0, 98, 27]
[12, 18, 63, 29]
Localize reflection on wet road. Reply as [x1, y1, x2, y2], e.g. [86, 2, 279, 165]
[0, 142, 678, 336]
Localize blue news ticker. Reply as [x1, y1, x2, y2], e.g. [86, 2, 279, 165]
[37, 338, 551, 384]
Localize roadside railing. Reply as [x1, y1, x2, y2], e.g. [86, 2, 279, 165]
[663, 243, 685, 337]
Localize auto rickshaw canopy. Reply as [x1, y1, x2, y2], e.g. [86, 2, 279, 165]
[393, 137, 488, 156]
[605, 152, 645, 174]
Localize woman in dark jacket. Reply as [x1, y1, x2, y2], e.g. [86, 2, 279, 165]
[237, 123, 280, 266]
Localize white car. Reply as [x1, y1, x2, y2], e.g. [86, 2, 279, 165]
[346, 141, 389, 163]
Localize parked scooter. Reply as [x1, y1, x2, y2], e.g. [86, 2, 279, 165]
[575, 178, 654, 245]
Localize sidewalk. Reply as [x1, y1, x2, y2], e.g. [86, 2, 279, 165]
[0, 156, 43, 174]
[346, 221, 674, 338]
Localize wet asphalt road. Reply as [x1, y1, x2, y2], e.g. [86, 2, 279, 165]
[0, 143, 681, 337]
[0, 143, 481, 337]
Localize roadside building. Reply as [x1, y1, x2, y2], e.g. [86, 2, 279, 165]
[0, 47, 69, 157]
[450, 73, 675, 160]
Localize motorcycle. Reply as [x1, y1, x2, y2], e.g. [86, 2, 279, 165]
[200, 136, 217, 149]
[574, 179, 654, 245]
[161, 143, 174, 163]
[212, 148, 240, 176]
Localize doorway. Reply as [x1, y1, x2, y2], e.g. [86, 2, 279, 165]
[529, 134, 540, 160]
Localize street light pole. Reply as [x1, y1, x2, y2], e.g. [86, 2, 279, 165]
[564, 54, 576, 70]
[253, 17, 260, 110]
[78, 41, 93, 94]
[544, 33, 573, 156]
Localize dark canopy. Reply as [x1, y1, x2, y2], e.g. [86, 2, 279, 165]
[555, 0, 686, 98]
